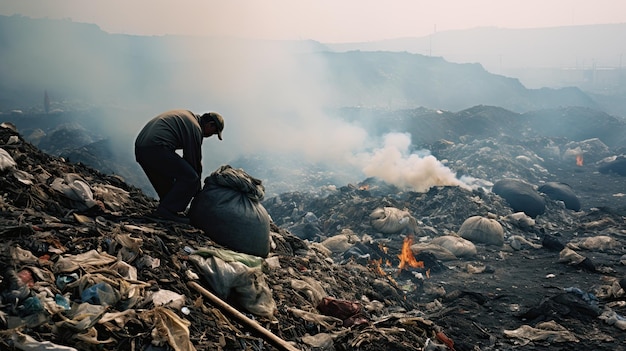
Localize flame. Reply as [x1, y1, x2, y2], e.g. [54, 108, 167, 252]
[370, 258, 399, 287]
[378, 243, 388, 254]
[359, 184, 370, 191]
[372, 258, 386, 276]
[576, 154, 584, 166]
[398, 236, 424, 272]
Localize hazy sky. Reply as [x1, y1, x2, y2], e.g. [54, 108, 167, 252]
[1, 0, 626, 42]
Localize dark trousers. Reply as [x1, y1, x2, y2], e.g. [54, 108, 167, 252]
[135, 146, 200, 213]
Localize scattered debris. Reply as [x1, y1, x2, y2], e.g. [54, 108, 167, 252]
[2, 113, 626, 351]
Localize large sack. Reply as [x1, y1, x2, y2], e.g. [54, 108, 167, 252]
[538, 182, 581, 211]
[369, 207, 418, 234]
[189, 165, 271, 257]
[321, 229, 360, 254]
[410, 243, 458, 261]
[492, 178, 545, 218]
[431, 235, 477, 258]
[458, 216, 504, 246]
[506, 212, 536, 230]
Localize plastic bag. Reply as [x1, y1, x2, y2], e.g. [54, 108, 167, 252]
[188, 254, 276, 317]
[189, 165, 271, 257]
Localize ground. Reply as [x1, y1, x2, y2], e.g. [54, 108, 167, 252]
[415, 161, 626, 350]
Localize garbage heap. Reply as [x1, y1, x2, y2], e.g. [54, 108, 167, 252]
[0, 124, 457, 350]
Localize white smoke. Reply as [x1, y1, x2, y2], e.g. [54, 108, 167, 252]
[353, 132, 470, 192]
[3, 18, 472, 196]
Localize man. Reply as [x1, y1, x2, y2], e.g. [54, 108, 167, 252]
[135, 109, 224, 223]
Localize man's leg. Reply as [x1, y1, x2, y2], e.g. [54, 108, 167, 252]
[136, 146, 200, 213]
[139, 163, 174, 199]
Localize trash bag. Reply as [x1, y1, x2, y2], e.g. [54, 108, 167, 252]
[492, 178, 545, 218]
[50, 173, 99, 210]
[369, 207, 418, 234]
[598, 155, 626, 176]
[188, 254, 276, 318]
[189, 165, 271, 257]
[457, 216, 504, 246]
[538, 182, 581, 211]
[431, 235, 477, 258]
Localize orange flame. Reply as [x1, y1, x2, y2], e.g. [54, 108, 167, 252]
[576, 154, 583, 166]
[398, 236, 424, 272]
[370, 258, 400, 286]
[372, 258, 386, 276]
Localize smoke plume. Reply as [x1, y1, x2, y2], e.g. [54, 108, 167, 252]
[354, 133, 470, 192]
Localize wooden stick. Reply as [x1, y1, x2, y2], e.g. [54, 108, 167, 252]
[188, 281, 301, 351]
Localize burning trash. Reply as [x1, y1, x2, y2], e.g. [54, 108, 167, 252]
[398, 236, 424, 273]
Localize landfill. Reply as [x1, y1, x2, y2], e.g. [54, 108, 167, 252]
[1, 113, 626, 351]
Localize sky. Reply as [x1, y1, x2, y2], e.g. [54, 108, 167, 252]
[1, 0, 626, 43]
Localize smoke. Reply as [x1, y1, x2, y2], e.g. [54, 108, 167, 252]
[2, 17, 471, 196]
[76, 36, 375, 194]
[353, 132, 470, 192]
[124, 38, 469, 195]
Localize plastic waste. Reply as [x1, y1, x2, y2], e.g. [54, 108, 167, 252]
[140, 307, 195, 351]
[187, 254, 276, 317]
[11, 330, 79, 351]
[50, 173, 99, 210]
[457, 215, 504, 246]
[564, 287, 599, 308]
[151, 289, 185, 310]
[17, 296, 43, 317]
[81, 282, 121, 306]
[0, 148, 17, 170]
[55, 294, 71, 310]
[56, 273, 79, 290]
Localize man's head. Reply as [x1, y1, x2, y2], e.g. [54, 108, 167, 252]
[201, 112, 224, 140]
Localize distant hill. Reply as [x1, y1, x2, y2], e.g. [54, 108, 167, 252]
[0, 15, 614, 115]
[336, 105, 626, 149]
[326, 24, 626, 84]
[317, 51, 598, 112]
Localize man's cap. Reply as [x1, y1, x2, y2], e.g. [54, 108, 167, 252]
[207, 112, 224, 140]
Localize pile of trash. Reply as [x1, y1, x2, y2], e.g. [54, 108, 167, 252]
[0, 124, 458, 350]
[2, 121, 626, 351]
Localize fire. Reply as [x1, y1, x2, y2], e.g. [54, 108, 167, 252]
[370, 258, 399, 286]
[372, 258, 386, 276]
[359, 184, 370, 191]
[576, 154, 584, 166]
[398, 236, 424, 272]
